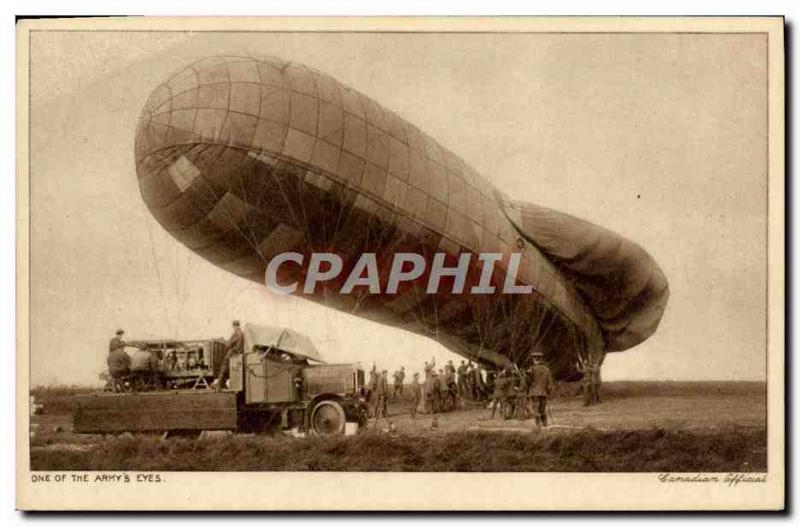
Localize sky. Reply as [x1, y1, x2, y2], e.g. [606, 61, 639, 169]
[27, 31, 768, 385]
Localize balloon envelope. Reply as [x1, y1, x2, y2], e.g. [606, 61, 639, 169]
[134, 55, 669, 379]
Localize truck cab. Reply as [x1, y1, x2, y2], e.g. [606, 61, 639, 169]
[229, 324, 367, 434]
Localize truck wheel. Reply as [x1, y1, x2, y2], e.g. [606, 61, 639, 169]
[310, 400, 346, 435]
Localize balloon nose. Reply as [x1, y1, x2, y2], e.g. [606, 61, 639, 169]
[134, 88, 173, 165]
[134, 56, 274, 176]
[134, 73, 203, 171]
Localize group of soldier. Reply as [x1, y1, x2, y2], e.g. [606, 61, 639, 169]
[364, 347, 588, 428]
[363, 358, 496, 421]
[423, 358, 499, 410]
[487, 351, 555, 426]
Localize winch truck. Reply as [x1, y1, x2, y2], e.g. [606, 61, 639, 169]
[72, 324, 367, 436]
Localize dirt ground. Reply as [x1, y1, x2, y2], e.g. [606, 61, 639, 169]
[28, 381, 768, 472]
[367, 381, 766, 434]
[29, 382, 766, 455]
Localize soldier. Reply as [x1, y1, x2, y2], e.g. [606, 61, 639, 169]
[473, 365, 486, 402]
[437, 368, 450, 411]
[366, 364, 379, 416]
[456, 360, 467, 396]
[515, 369, 531, 420]
[373, 370, 390, 423]
[590, 360, 602, 404]
[423, 362, 437, 414]
[502, 365, 517, 419]
[485, 368, 496, 396]
[576, 357, 593, 406]
[109, 329, 126, 353]
[444, 365, 457, 411]
[576, 356, 602, 406]
[392, 367, 406, 401]
[445, 360, 456, 376]
[488, 369, 506, 419]
[423, 358, 436, 377]
[409, 372, 422, 419]
[465, 362, 475, 401]
[107, 331, 131, 392]
[529, 351, 555, 427]
[213, 320, 244, 391]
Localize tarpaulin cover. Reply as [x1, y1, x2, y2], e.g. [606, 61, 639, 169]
[244, 323, 326, 363]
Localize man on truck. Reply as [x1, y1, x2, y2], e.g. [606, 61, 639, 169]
[107, 329, 131, 392]
[213, 320, 245, 391]
[109, 329, 126, 353]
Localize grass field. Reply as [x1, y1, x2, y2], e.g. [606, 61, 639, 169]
[28, 381, 767, 472]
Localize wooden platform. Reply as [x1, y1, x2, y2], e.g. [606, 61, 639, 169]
[72, 391, 238, 433]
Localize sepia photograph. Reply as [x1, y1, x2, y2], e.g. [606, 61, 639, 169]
[16, 16, 784, 510]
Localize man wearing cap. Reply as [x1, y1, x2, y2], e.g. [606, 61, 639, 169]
[214, 320, 245, 391]
[109, 329, 126, 353]
[107, 329, 131, 392]
[528, 351, 555, 427]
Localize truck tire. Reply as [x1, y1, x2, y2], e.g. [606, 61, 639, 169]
[310, 400, 346, 435]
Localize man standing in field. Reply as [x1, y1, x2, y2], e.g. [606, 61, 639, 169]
[465, 362, 475, 401]
[590, 360, 602, 404]
[423, 362, 437, 414]
[457, 360, 467, 397]
[365, 365, 379, 416]
[214, 320, 244, 391]
[529, 351, 555, 427]
[392, 367, 406, 401]
[576, 355, 602, 406]
[437, 368, 450, 411]
[445, 360, 456, 379]
[372, 369, 390, 425]
[444, 365, 457, 411]
[488, 369, 506, 419]
[473, 365, 487, 402]
[409, 372, 422, 419]
[503, 365, 517, 419]
[515, 368, 531, 420]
